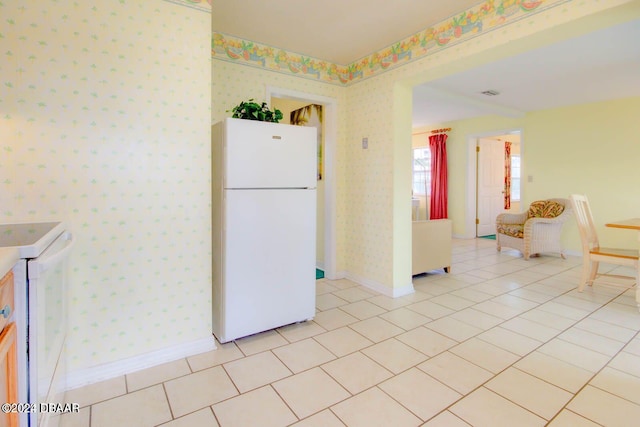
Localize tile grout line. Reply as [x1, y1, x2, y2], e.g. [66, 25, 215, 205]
[160, 382, 175, 422]
[543, 311, 640, 426]
[370, 272, 630, 424]
[65, 241, 640, 426]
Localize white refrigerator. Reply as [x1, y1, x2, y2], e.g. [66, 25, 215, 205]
[212, 117, 317, 343]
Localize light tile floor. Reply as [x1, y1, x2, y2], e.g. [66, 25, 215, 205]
[61, 239, 640, 426]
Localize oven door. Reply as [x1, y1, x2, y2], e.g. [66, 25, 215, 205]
[27, 231, 73, 427]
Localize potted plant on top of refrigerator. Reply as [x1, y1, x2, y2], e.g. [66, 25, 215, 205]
[228, 99, 283, 123]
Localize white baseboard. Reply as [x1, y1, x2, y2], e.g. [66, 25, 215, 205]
[66, 336, 217, 390]
[344, 271, 415, 298]
[324, 270, 347, 280]
[564, 249, 581, 257]
[453, 233, 475, 239]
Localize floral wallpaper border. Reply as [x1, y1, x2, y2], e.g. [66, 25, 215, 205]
[212, 0, 572, 86]
[163, 0, 211, 13]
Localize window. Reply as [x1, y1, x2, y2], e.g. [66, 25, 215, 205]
[511, 154, 521, 201]
[412, 147, 431, 195]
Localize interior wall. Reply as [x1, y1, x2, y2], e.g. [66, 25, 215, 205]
[525, 96, 640, 252]
[344, 0, 633, 291]
[392, 82, 413, 294]
[343, 76, 399, 288]
[437, 96, 640, 250]
[0, 1, 211, 372]
[213, 1, 638, 295]
[408, 129, 430, 220]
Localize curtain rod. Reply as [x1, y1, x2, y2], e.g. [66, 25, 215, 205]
[431, 127, 452, 134]
[412, 127, 452, 136]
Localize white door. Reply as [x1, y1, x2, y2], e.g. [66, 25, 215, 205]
[477, 138, 505, 236]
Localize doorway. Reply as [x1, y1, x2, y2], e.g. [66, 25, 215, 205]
[466, 130, 522, 238]
[267, 86, 337, 280]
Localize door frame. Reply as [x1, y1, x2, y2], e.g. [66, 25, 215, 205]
[465, 128, 523, 239]
[266, 86, 338, 280]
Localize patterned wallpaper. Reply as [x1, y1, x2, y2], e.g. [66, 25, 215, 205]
[212, 0, 571, 85]
[216, 0, 637, 290]
[164, 0, 212, 12]
[1, 1, 211, 372]
[1, 0, 628, 377]
[342, 0, 634, 286]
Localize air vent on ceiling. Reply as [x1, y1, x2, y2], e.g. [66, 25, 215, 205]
[480, 90, 500, 96]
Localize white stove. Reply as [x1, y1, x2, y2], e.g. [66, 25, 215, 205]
[0, 222, 73, 427]
[0, 222, 65, 258]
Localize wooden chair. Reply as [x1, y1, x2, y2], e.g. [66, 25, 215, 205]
[569, 194, 639, 296]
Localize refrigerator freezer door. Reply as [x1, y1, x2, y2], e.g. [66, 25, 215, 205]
[224, 118, 317, 189]
[216, 188, 316, 343]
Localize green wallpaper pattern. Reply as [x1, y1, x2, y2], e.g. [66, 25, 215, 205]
[1, 1, 211, 371]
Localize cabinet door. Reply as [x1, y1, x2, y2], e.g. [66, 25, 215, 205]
[0, 322, 18, 427]
[0, 272, 14, 333]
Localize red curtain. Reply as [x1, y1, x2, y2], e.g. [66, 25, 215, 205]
[429, 133, 448, 219]
[504, 141, 512, 210]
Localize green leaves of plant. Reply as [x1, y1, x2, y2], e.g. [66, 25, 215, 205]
[228, 99, 283, 123]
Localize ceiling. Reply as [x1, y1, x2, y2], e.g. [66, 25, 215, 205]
[213, 2, 640, 127]
[213, 0, 482, 64]
[412, 19, 640, 127]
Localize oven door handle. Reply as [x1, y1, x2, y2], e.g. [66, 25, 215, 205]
[28, 232, 74, 276]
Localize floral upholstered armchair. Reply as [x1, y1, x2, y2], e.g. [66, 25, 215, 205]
[496, 198, 572, 260]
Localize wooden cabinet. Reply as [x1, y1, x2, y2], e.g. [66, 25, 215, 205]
[0, 271, 17, 427]
[0, 272, 14, 334]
